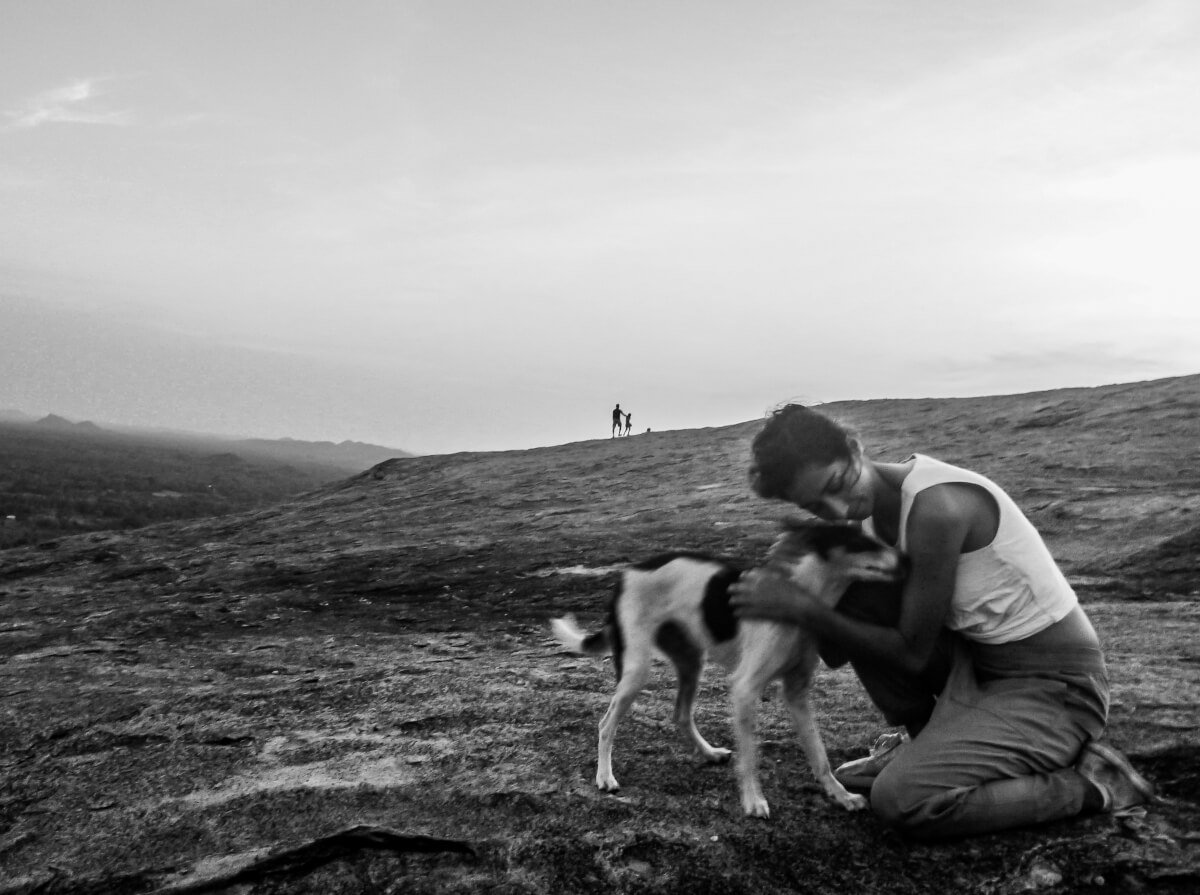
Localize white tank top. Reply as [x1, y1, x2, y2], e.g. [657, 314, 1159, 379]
[866, 454, 1078, 645]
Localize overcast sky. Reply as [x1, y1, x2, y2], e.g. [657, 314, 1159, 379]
[2, 1, 1197, 455]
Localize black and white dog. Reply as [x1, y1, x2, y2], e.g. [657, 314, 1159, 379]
[551, 520, 906, 817]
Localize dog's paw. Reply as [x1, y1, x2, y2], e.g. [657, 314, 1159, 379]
[742, 797, 771, 818]
[825, 787, 864, 811]
[835, 791, 869, 811]
[702, 747, 733, 764]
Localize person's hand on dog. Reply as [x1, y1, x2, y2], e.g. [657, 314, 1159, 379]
[730, 569, 819, 626]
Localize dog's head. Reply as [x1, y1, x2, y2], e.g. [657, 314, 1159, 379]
[765, 517, 908, 588]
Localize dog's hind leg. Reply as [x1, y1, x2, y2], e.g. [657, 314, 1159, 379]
[656, 621, 731, 764]
[781, 668, 867, 811]
[595, 653, 651, 792]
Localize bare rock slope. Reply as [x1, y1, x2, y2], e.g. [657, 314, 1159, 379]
[1, 374, 1198, 893]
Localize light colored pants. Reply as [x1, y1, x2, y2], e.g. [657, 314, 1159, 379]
[858, 637, 1109, 840]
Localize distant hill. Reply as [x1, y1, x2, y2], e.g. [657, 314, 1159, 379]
[3, 413, 413, 474]
[105, 423, 413, 473]
[0, 416, 412, 548]
[34, 413, 101, 431]
[232, 437, 412, 473]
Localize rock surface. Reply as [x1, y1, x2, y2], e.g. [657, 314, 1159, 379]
[1, 374, 1197, 893]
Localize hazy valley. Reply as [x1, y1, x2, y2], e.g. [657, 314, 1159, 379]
[0, 415, 411, 548]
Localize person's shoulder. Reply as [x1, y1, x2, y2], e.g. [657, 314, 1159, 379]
[907, 481, 980, 536]
[909, 482, 966, 517]
[910, 474, 997, 533]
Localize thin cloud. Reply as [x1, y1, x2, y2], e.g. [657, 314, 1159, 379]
[5, 79, 133, 129]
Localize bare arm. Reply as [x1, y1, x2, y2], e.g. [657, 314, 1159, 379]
[733, 485, 980, 676]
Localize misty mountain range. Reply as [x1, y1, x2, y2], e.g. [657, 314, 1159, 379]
[0, 409, 413, 472]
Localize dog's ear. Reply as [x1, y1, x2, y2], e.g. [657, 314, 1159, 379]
[773, 516, 835, 560]
[809, 522, 892, 558]
[778, 518, 870, 559]
[779, 516, 861, 539]
[767, 521, 817, 565]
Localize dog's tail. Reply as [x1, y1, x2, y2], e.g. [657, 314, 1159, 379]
[550, 614, 613, 656]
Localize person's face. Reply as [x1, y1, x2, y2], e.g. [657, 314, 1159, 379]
[783, 453, 869, 521]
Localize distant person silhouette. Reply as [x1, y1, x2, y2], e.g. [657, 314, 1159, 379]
[612, 404, 623, 437]
[623, 412, 633, 436]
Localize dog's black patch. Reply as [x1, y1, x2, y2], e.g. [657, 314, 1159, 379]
[654, 620, 703, 670]
[629, 553, 743, 644]
[701, 566, 741, 644]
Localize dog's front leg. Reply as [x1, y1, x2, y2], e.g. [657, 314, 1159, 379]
[729, 674, 770, 817]
[781, 669, 867, 811]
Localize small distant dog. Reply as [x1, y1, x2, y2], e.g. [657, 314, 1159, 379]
[551, 520, 906, 818]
